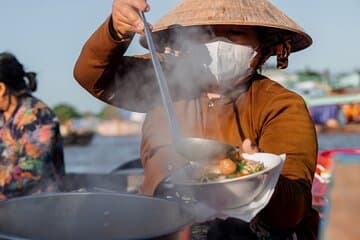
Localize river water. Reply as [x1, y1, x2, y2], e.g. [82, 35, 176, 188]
[64, 133, 360, 174]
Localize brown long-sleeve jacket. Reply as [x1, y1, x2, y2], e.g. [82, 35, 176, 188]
[74, 18, 319, 238]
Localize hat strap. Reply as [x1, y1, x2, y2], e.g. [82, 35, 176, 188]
[276, 39, 292, 69]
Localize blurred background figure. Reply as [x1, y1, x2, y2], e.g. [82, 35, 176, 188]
[342, 103, 360, 124]
[0, 52, 64, 200]
[309, 104, 346, 132]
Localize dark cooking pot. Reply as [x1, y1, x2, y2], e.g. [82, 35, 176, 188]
[0, 192, 194, 240]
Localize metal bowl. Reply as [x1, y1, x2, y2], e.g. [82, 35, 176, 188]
[169, 153, 283, 210]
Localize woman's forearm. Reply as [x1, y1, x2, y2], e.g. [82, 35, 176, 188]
[73, 17, 133, 98]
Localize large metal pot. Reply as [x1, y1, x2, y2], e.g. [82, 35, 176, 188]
[0, 192, 194, 240]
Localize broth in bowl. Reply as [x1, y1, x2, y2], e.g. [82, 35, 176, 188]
[169, 152, 283, 210]
[197, 155, 265, 183]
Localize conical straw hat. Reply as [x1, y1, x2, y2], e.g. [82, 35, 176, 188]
[142, 0, 312, 53]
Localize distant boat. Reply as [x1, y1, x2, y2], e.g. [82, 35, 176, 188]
[317, 123, 360, 134]
[63, 132, 94, 146]
[312, 148, 360, 239]
[96, 119, 141, 136]
[304, 93, 360, 107]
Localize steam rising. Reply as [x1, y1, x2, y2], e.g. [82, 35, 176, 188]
[109, 25, 218, 113]
[108, 25, 230, 219]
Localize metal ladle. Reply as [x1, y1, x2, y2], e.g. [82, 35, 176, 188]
[140, 12, 235, 162]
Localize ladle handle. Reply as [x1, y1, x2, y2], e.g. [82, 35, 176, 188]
[140, 12, 181, 140]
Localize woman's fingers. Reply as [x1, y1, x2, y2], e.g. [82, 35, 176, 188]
[242, 139, 259, 154]
[112, 0, 150, 36]
[124, 0, 150, 12]
[114, 21, 139, 35]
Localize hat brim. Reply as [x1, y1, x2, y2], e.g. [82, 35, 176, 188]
[140, 23, 312, 54]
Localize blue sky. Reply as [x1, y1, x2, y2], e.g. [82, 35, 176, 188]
[1, 0, 359, 113]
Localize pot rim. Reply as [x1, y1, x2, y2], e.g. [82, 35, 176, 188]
[0, 192, 195, 240]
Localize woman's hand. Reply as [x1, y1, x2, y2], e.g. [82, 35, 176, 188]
[111, 0, 150, 37]
[241, 139, 260, 154]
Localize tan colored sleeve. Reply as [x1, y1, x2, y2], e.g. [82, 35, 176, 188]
[73, 17, 131, 96]
[73, 17, 157, 111]
[256, 89, 318, 229]
[139, 106, 190, 195]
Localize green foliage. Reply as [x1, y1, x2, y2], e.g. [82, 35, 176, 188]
[53, 103, 81, 123]
[296, 70, 323, 82]
[98, 105, 120, 120]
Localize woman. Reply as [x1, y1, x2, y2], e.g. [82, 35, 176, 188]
[74, 0, 319, 239]
[0, 52, 64, 199]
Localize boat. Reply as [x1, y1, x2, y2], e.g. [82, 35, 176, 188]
[304, 93, 360, 134]
[62, 131, 94, 146]
[312, 148, 360, 239]
[316, 123, 360, 134]
[304, 93, 360, 107]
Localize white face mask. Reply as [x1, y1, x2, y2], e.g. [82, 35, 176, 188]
[203, 37, 257, 89]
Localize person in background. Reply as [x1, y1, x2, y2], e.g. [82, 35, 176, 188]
[74, 0, 319, 239]
[309, 104, 343, 132]
[354, 103, 360, 122]
[342, 103, 354, 123]
[342, 103, 360, 123]
[0, 52, 64, 199]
